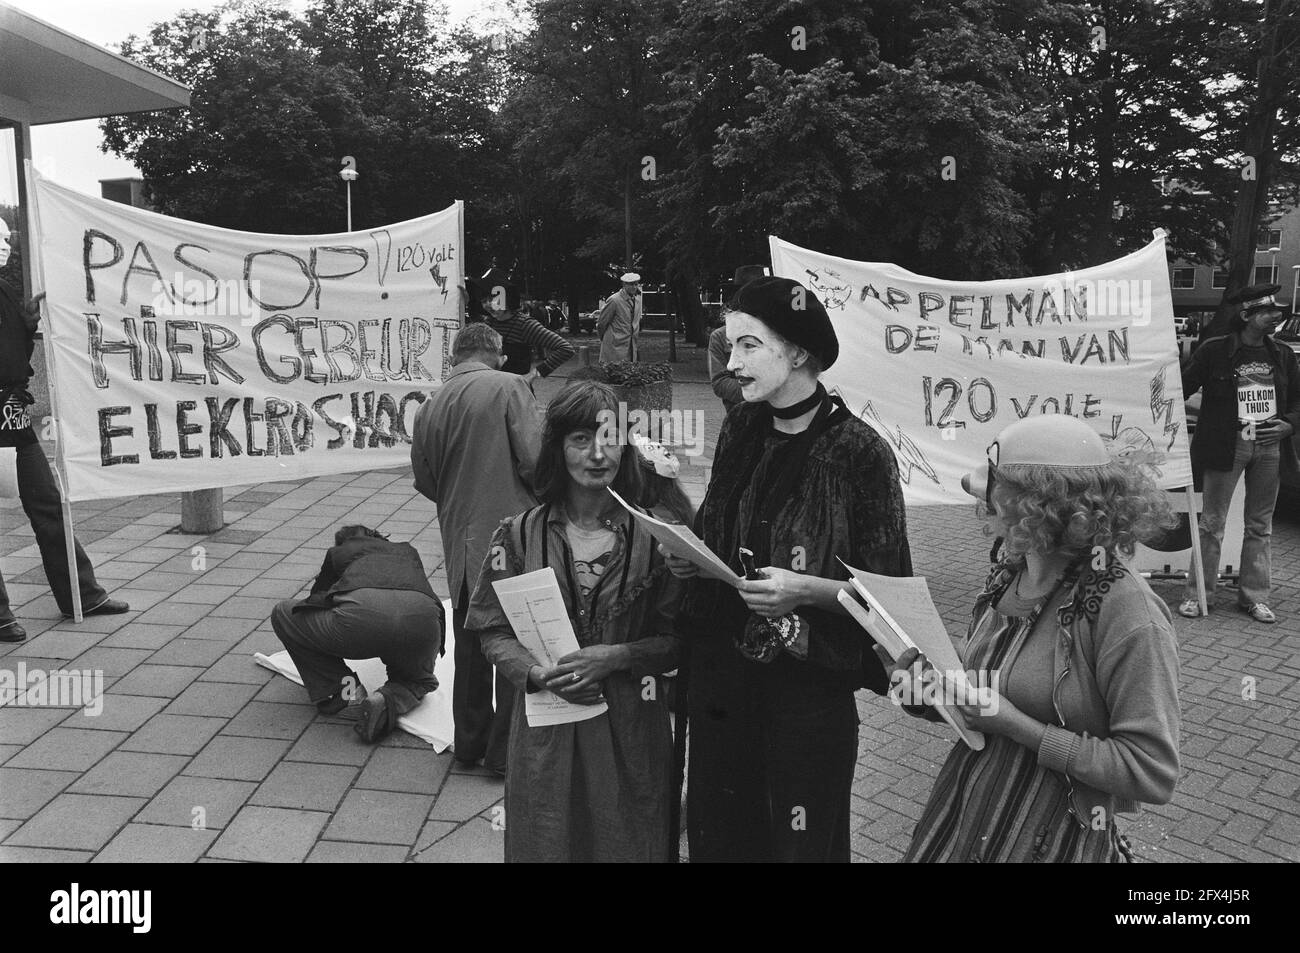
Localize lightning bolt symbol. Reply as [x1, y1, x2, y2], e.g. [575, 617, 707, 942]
[860, 400, 940, 485]
[1149, 366, 1179, 451]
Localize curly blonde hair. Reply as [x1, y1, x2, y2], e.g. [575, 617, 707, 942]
[980, 459, 1177, 557]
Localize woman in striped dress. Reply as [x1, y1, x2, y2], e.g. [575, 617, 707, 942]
[880, 415, 1181, 862]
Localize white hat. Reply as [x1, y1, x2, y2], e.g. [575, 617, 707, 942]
[962, 415, 1112, 501]
[621, 272, 641, 284]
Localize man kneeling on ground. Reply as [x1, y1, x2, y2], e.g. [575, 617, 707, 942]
[271, 525, 444, 743]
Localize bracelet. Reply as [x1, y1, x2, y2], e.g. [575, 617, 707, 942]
[775, 612, 802, 648]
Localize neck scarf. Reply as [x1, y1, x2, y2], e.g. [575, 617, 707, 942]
[769, 382, 825, 419]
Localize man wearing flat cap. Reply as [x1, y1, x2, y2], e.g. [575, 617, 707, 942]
[1179, 282, 1300, 624]
[597, 272, 642, 363]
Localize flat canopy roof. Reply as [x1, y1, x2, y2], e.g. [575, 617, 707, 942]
[0, 1, 190, 125]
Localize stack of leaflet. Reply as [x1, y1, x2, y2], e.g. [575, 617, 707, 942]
[837, 561, 984, 751]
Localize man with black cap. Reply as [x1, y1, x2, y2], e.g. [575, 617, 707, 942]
[0, 219, 128, 642]
[1179, 282, 1300, 623]
[597, 272, 642, 363]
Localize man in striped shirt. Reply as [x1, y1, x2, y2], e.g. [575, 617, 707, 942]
[470, 277, 574, 387]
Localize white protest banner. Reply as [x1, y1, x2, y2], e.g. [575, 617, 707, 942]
[30, 171, 463, 502]
[770, 233, 1192, 505]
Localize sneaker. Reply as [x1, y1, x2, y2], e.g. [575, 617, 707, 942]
[1176, 599, 1203, 618]
[1239, 603, 1277, 624]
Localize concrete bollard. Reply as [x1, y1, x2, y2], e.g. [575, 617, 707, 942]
[181, 488, 224, 533]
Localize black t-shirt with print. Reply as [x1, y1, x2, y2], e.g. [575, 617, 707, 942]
[1234, 344, 1278, 423]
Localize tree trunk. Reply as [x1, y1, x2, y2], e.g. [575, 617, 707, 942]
[565, 276, 580, 336]
[669, 272, 708, 347]
[1204, 0, 1283, 342]
[624, 163, 634, 268]
[1085, 31, 1118, 265]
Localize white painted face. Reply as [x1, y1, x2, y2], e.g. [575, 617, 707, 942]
[725, 311, 800, 404]
[0, 220, 11, 269]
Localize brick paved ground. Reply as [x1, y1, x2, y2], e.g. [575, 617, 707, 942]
[1, 332, 1297, 862]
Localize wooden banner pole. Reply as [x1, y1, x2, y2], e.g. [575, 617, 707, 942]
[1185, 485, 1208, 617]
[21, 161, 81, 621]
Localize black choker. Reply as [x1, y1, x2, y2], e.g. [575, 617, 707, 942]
[769, 384, 826, 419]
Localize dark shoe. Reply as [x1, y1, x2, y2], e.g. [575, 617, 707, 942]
[317, 679, 368, 717]
[0, 621, 26, 643]
[354, 690, 392, 743]
[63, 598, 130, 619]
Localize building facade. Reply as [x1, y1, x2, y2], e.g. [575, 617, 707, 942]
[1169, 203, 1300, 324]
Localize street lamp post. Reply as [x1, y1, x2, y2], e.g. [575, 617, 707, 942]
[1292, 264, 1299, 315]
[1269, 246, 1281, 284]
[339, 155, 358, 231]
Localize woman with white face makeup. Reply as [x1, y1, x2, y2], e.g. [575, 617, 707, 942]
[665, 277, 913, 862]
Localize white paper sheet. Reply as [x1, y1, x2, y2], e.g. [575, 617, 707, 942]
[607, 488, 741, 587]
[838, 562, 985, 750]
[0, 447, 17, 499]
[492, 568, 608, 727]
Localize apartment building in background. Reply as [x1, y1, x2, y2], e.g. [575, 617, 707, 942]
[1168, 202, 1300, 325]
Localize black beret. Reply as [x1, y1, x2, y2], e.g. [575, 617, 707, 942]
[731, 276, 838, 370]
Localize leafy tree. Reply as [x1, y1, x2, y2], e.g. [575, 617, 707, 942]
[101, 0, 508, 235]
[497, 0, 676, 311]
[657, 0, 1046, 288]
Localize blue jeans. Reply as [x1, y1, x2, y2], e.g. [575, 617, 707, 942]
[1186, 434, 1280, 606]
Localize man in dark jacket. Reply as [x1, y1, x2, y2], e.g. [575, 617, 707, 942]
[270, 525, 445, 742]
[1180, 283, 1300, 624]
[1, 220, 127, 642]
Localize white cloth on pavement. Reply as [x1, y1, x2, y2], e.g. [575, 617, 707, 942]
[254, 597, 457, 751]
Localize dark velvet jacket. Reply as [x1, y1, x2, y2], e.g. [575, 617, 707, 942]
[0, 279, 36, 388]
[680, 397, 913, 692]
[1182, 331, 1300, 474]
[296, 538, 440, 615]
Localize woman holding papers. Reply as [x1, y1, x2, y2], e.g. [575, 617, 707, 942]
[881, 415, 1180, 862]
[465, 381, 683, 862]
[666, 277, 913, 863]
